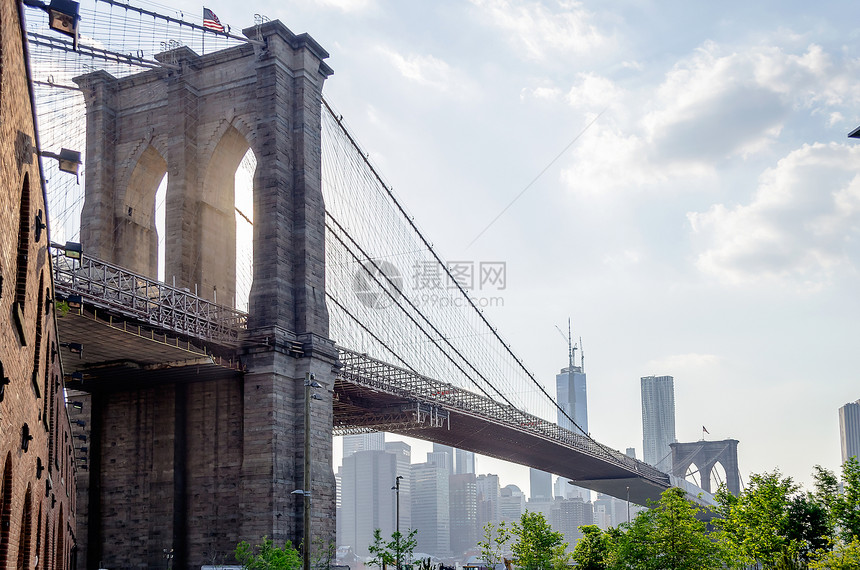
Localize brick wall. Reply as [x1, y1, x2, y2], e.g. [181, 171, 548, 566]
[0, 0, 77, 567]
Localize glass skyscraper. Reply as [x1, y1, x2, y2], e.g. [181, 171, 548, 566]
[839, 399, 860, 464]
[641, 375, 676, 471]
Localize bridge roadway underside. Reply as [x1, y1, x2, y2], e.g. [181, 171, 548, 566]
[333, 380, 670, 506]
[59, 307, 666, 524]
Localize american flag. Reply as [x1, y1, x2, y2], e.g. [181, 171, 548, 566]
[203, 8, 224, 32]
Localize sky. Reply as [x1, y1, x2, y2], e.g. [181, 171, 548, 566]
[74, 0, 860, 495]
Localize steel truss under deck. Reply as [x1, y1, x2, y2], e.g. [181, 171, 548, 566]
[336, 347, 668, 487]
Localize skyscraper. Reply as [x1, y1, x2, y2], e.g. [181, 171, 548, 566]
[529, 469, 553, 501]
[556, 337, 589, 499]
[449, 473, 479, 556]
[476, 474, 501, 529]
[339, 450, 398, 556]
[430, 443, 454, 475]
[386, 440, 412, 531]
[839, 399, 860, 463]
[455, 448, 476, 474]
[641, 375, 676, 471]
[412, 461, 451, 556]
[342, 432, 385, 457]
[499, 484, 525, 523]
[557, 363, 588, 435]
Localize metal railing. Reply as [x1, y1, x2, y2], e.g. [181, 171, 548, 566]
[51, 247, 248, 346]
[337, 347, 670, 486]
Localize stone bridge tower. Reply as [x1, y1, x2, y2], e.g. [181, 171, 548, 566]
[670, 439, 740, 495]
[72, 21, 337, 569]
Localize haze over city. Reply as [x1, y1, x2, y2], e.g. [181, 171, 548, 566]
[134, 0, 860, 492]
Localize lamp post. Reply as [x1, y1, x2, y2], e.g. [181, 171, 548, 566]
[301, 373, 322, 570]
[626, 486, 630, 524]
[393, 475, 403, 570]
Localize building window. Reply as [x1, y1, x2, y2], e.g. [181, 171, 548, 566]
[16, 485, 33, 570]
[0, 454, 13, 567]
[15, 173, 31, 308]
[32, 273, 44, 396]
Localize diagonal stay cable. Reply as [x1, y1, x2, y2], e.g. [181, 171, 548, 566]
[326, 214, 513, 409]
[322, 98, 603, 451]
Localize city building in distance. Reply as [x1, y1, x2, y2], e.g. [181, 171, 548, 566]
[839, 399, 860, 464]
[641, 375, 676, 471]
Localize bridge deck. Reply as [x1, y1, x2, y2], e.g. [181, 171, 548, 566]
[53, 249, 703, 506]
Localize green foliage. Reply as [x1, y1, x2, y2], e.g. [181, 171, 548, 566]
[809, 538, 860, 569]
[368, 528, 418, 570]
[478, 521, 511, 569]
[510, 511, 567, 570]
[390, 529, 418, 569]
[234, 537, 302, 570]
[785, 493, 831, 562]
[311, 537, 336, 570]
[368, 529, 395, 570]
[714, 470, 801, 568]
[571, 525, 611, 570]
[614, 487, 722, 570]
[833, 456, 860, 542]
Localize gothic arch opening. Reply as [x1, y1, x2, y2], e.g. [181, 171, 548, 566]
[684, 462, 701, 488]
[120, 145, 167, 278]
[198, 125, 255, 309]
[710, 461, 727, 492]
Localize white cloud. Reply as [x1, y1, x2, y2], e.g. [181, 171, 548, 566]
[688, 143, 860, 288]
[521, 86, 563, 102]
[558, 41, 860, 196]
[376, 47, 476, 98]
[642, 42, 832, 162]
[469, 0, 613, 62]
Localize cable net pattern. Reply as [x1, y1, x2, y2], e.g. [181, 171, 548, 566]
[28, 1, 580, 431]
[321, 104, 561, 425]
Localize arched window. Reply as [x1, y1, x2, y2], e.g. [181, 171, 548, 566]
[32, 273, 44, 394]
[15, 173, 31, 309]
[15, 484, 32, 570]
[53, 507, 64, 570]
[0, 453, 12, 567]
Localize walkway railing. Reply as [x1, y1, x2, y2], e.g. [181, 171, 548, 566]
[51, 246, 248, 346]
[337, 347, 670, 486]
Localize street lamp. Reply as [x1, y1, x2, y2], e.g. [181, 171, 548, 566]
[626, 486, 630, 524]
[21, 0, 80, 50]
[392, 475, 404, 570]
[300, 373, 322, 570]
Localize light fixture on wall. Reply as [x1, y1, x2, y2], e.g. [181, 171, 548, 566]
[22, 0, 80, 50]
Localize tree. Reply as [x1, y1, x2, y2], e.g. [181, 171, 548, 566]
[368, 528, 418, 570]
[832, 456, 860, 542]
[234, 537, 303, 570]
[785, 493, 831, 563]
[478, 521, 510, 569]
[571, 525, 612, 570]
[714, 470, 801, 568]
[614, 487, 721, 570]
[510, 511, 567, 570]
[368, 529, 394, 570]
[809, 538, 860, 569]
[390, 529, 418, 570]
[311, 537, 337, 570]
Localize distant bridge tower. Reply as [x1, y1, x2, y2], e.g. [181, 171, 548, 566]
[670, 439, 740, 495]
[72, 21, 336, 569]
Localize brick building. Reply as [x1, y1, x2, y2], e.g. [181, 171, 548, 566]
[0, 0, 78, 567]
